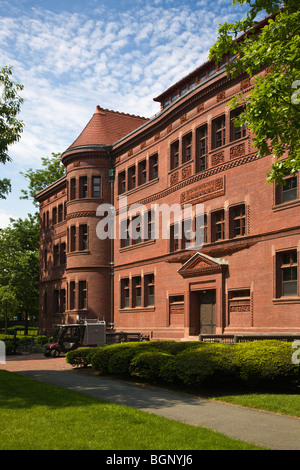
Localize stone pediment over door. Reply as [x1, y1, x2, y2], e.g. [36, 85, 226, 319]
[177, 252, 228, 278]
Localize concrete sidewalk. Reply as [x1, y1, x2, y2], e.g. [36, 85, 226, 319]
[1, 354, 300, 450]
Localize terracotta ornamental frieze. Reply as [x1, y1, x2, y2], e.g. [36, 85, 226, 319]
[180, 177, 225, 205]
[67, 211, 97, 220]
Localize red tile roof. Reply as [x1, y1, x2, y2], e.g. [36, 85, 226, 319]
[67, 105, 149, 149]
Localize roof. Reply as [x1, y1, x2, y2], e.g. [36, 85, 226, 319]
[153, 13, 274, 104]
[67, 105, 149, 149]
[35, 174, 66, 201]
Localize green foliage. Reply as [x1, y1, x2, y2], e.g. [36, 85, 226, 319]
[233, 340, 300, 385]
[209, 1, 300, 184]
[107, 346, 141, 376]
[20, 153, 65, 206]
[0, 214, 39, 325]
[68, 340, 299, 389]
[66, 347, 100, 368]
[0, 66, 24, 199]
[2, 340, 14, 355]
[129, 351, 175, 381]
[0, 370, 262, 450]
[90, 343, 128, 374]
[173, 349, 215, 385]
[172, 343, 240, 386]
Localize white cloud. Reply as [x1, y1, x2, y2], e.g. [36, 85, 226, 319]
[0, 209, 15, 229]
[0, 0, 250, 225]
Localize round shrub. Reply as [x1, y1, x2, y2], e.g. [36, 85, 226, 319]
[129, 351, 174, 381]
[195, 343, 241, 385]
[91, 342, 145, 374]
[173, 348, 215, 385]
[66, 347, 99, 367]
[233, 340, 300, 387]
[158, 355, 178, 383]
[154, 341, 203, 355]
[91, 343, 126, 374]
[108, 345, 143, 376]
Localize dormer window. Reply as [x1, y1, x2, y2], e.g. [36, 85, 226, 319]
[180, 85, 188, 95]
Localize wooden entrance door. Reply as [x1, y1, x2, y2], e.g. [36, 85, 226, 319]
[199, 290, 216, 334]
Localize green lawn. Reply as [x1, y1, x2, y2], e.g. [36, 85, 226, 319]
[0, 370, 265, 450]
[212, 392, 300, 417]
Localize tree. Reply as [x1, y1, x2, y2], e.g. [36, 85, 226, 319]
[20, 152, 65, 206]
[0, 153, 65, 332]
[0, 286, 18, 334]
[209, 0, 300, 184]
[0, 66, 24, 198]
[0, 214, 39, 334]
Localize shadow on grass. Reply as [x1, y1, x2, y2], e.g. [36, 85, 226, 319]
[0, 370, 104, 410]
[0, 369, 209, 413]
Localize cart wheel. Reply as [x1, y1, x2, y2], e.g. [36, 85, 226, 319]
[51, 349, 60, 358]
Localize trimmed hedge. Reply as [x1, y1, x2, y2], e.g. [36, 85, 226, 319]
[0, 334, 48, 355]
[129, 351, 175, 381]
[233, 340, 299, 385]
[65, 340, 300, 388]
[173, 343, 238, 385]
[65, 347, 101, 368]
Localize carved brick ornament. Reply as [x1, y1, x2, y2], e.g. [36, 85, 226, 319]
[230, 143, 245, 160]
[240, 78, 250, 90]
[182, 165, 192, 179]
[230, 305, 251, 312]
[211, 151, 224, 166]
[197, 104, 204, 112]
[170, 172, 179, 186]
[180, 177, 225, 204]
[217, 91, 225, 102]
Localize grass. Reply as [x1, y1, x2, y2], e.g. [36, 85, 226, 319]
[211, 391, 300, 417]
[158, 382, 300, 418]
[0, 370, 265, 450]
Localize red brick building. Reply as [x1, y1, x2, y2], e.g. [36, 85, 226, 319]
[36, 41, 300, 339]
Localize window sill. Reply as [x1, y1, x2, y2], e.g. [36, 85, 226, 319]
[120, 239, 156, 252]
[117, 178, 159, 199]
[272, 199, 300, 212]
[67, 250, 90, 256]
[211, 135, 248, 154]
[169, 159, 194, 175]
[272, 296, 300, 304]
[119, 307, 155, 313]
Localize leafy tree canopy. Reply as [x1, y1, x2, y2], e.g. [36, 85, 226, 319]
[0, 153, 65, 328]
[0, 66, 24, 198]
[209, 0, 300, 184]
[0, 214, 39, 327]
[20, 152, 65, 206]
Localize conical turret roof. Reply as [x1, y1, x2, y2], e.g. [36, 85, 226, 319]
[67, 105, 149, 150]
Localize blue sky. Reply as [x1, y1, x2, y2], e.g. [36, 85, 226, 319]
[0, 0, 250, 228]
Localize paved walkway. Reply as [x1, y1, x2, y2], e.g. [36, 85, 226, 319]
[1, 354, 300, 450]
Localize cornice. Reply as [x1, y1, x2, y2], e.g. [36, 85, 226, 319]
[35, 176, 67, 202]
[111, 71, 249, 157]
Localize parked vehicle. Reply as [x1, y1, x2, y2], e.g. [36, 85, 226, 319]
[44, 320, 148, 357]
